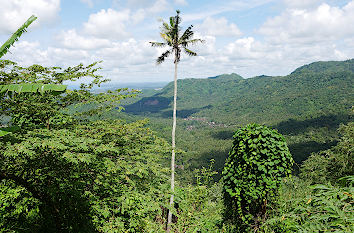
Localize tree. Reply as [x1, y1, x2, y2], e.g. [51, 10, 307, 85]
[0, 15, 68, 136]
[0, 119, 170, 232]
[0, 61, 167, 232]
[149, 10, 204, 231]
[222, 124, 293, 232]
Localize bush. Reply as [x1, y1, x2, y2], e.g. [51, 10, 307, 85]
[222, 124, 293, 231]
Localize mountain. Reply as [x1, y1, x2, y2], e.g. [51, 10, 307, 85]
[118, 59, 353, 169]
[124, 59, 353, 126]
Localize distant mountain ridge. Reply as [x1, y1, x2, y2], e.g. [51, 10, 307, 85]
[291, 59, 354, 75]
[124, 59, 353, 126]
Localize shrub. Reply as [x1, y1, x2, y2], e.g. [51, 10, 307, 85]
[222, 124, 293, 231]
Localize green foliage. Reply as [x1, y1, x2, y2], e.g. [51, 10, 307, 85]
[0, 15, 37, 58]
[301, 122, 354, 185]
[0, 120, 170, 232]
[0, 83, 66, 94]
[0, 60, 133, 130]
[263, 176, 354, 233]
[121, 60, 353, 166]
[262, 121, 354, 232]
[0, 16, 69, 137]
[171, 160, 224, 232]
[222, 124, 293, 231]
[124, 60, 353, 126]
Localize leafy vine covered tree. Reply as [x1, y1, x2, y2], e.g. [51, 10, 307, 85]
[222, 124, 293, 232]
[149, 10, 204, 232]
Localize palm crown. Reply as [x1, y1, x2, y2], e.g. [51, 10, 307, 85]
[150, 10, 204, 64]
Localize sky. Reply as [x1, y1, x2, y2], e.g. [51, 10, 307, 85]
[1, 0, 353, 84]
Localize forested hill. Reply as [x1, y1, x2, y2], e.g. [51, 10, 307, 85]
[124, 59, 353, 126]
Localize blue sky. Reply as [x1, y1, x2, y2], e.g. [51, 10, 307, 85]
[1, 0, 353, 83]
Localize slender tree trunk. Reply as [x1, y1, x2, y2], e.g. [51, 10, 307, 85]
[167, 62, 178, 232]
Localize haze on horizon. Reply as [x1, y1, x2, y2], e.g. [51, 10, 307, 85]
[1, 0, 353, 84]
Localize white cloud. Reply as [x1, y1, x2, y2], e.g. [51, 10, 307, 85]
[56, 29, 112, 50]
[2, 40, 92, 67]
[82, 2, 169, 40]
[225, 37, 265, 60]
[148, 0, 169, 14]
[283, 0, 321, 9]
[183, 0, 274, 22]
[96, 39, 156, 67]
[197, 17, 242, 37]
[83, 9, 131, 40]
[174, 0, 187, 6]
[114, 0, 169, 13]
[3, 41, 50, 66]
[3, 0, 354, 83]
[0, 0, 60, 34]
[80, 0, 94, 8]
[259, 1, 354, 45]
[128, 0, 169, 24]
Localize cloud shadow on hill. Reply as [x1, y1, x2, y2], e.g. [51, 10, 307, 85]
[211, 130, 235, 140]
[123, 96, 172, 114]
[123, 96, 212, 118]
[160, 105, 212, 118]
[288, 140, 338, 164]
[273, 113, 352, 135]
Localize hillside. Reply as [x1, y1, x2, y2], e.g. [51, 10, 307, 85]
[124, 59, 353, 125]
[117, 59, 353, 174]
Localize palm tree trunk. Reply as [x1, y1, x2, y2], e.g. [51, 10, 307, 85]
[167, 62, 178, 232]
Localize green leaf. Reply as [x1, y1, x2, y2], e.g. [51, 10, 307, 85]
[0, 15, 37, 58]
[0, 84, 67, 94]
[0, 126, 20, 137]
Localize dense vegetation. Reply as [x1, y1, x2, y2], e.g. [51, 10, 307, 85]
[0, 15, 352, 232]
[0, 58, 353, 232]
[115, 60, 353, 175]
[223, 124, 293, 232]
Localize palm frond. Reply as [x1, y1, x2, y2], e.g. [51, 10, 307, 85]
[183, 48, 197, 56]
[151, 10, 203, 65]
[150, 42, 167, 48]
[184, 39, 205, 46]
[175, 10, 181, 26]
[170, 10, 181, 43]
[179, 25, 194, 43]
[161, 21, 171, 33]
[156, 49, 172, 65]
[160, 33, 173, 45]
[169, 16, 175, 28]
[0, 15, 37, 58]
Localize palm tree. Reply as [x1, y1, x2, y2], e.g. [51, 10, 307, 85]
[150, 10, 204, 232]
